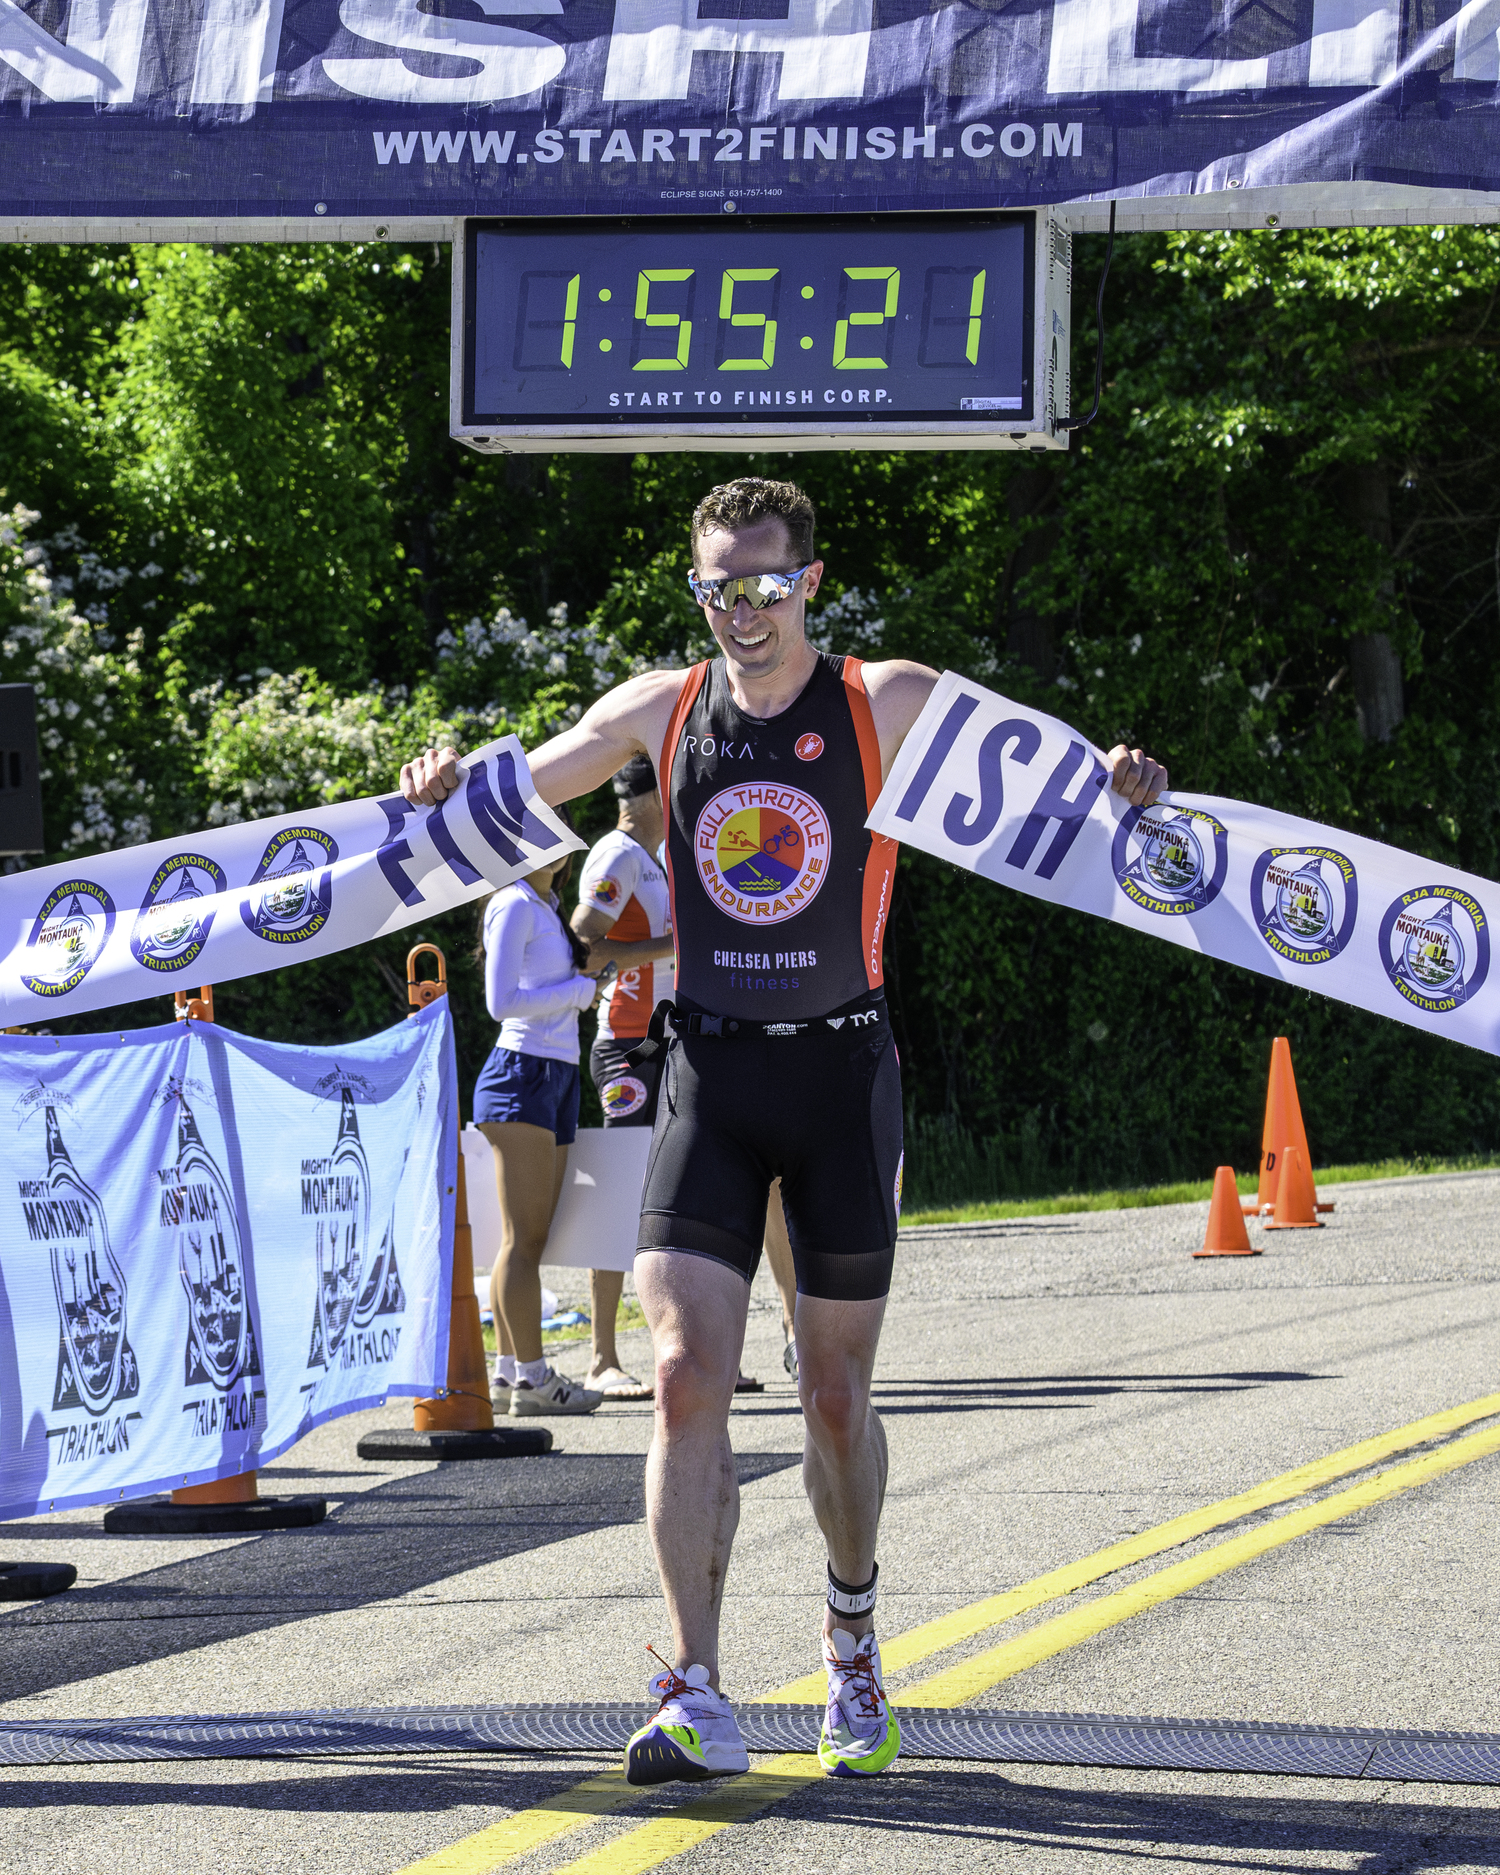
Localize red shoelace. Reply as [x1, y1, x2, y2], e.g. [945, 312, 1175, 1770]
[829, 1640, 887, 1719]
[645, 1643, 691, 1709]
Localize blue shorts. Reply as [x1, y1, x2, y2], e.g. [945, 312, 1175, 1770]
[473, 1047, 581, 1144]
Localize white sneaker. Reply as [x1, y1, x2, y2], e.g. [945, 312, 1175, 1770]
[625, 1658, 749, 1785]
[819, 1628, 901, 1776]
[490, 1375, 511, 1413]
[508, 1368, 603, 1416]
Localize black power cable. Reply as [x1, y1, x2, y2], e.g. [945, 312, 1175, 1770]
[1057, 199, 1117, 433]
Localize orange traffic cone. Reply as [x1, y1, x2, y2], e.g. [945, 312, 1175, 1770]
[1195, 1166, 1259, 1257]
[1241, 1038, 1334, 1216]
[1262, 1146, 1324, 1230]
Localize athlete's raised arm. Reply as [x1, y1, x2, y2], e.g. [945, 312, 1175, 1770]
[861, 656, 1168, 807]
[400, 668, 688, 809]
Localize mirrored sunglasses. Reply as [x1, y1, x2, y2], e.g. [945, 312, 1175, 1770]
[687, 564, 813, 612]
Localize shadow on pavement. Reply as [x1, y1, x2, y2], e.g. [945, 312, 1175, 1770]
[0, 1451, 799, 1704]
[1, 1759, 1498, 1868]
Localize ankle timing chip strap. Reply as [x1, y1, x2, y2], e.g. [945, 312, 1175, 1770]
[827, 1563, 878, 1618]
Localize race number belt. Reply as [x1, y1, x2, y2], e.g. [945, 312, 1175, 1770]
[625, 992, 886, 1065]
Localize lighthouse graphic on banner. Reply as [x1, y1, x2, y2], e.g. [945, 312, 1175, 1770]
[304, 1074, 406, 1372]
[42, 1103, 140, 1416]
[161, 1082, 261, 1391]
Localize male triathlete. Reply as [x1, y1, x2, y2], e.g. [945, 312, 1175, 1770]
[402, 477, 1167, 1784]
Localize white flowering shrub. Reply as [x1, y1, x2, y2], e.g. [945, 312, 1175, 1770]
[198, 670, 486, 824]
[808, 586, 887, 654]
[434, 556, 704, 737]
[0, 501, 156, 857]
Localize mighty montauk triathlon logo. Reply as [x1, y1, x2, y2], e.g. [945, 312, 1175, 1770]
[1379, 886, 1490, 1014]
[130, 853, 226, 974]
[241, 825, 337, 945]
[13, 1082, 141, 1437]
[156, 1078, 261, 1408]
[695, 783, 829, 925]
[22, 879, 116, 998]
[1111, 806, 1229, 917]
[304, 1070, 406, 1374]
[1250, 847, 1359, 967]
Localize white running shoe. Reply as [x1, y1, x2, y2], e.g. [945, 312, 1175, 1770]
[819, 1628, 901, 1776]
[625, 1657, 749, 1785]
[508, 1368, 603, 1416]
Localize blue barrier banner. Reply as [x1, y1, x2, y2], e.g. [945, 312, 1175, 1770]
[0, 997, 455, 1521]
[870, 674, 1500, 1057]
[3, 1, 1500, 224]
[0, 736, 581, 1026]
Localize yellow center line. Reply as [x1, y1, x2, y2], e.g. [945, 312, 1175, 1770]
[392, 1773, 642, 1874]
[388, 1387, 1500, 1874]
[542, 1756, 823, 1875]
[905, 1416, 1500, 1707]
[768, 1386, 1500, 1702]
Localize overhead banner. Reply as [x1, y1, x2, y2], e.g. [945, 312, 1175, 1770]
[0, 998, 454, 1522]
[0, 738, 581, 1026]
[4, 0, 1500, 225]
[871, 674, 1500, 1056]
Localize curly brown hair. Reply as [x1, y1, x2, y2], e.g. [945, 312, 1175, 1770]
[690, 477, 815, 569]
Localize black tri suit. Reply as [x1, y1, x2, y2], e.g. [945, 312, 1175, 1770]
[634, 652, 903, 1302]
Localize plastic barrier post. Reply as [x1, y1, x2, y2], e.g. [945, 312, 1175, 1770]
[102, 988, 328, 1535]
[355, 945, 551, 1462]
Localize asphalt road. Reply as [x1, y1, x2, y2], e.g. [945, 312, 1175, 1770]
[6, 1168, 1500, 1872]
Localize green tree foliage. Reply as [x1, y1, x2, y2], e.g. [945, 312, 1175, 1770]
[2, 228, 1499, 1198]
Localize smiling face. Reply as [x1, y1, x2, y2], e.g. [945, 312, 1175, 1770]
[693, 516, 824, 685]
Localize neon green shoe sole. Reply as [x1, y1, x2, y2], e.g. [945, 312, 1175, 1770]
[819, 1711, 902, 1777]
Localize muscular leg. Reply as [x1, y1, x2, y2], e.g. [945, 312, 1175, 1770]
[635, 1249, 749, 1686]
[478, 1121, 568, 1365]
[588, 1268, 625, 1377]
[796, 1293, 888, 1641]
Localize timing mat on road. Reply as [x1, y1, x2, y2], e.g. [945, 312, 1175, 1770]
[3, 1703, 1499, 1784]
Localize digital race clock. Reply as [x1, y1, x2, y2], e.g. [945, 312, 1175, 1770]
[451, 212, 1071, 454]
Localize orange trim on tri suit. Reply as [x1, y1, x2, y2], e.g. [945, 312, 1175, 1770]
[658, 662, 710, 990]
[840, 656, 883, 812]
[841, 656, 899, 994]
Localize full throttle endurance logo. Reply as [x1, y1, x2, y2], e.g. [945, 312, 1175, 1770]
[1111, 807, 1229, 918]
[240, 826, 337, 945]
[695, 783, 829, 926]
[1250, 847, 1359, 967]
[1378, 886, 1490, 1014]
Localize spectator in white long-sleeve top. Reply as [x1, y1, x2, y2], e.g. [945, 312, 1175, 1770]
[474, 846, 605, 1418]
